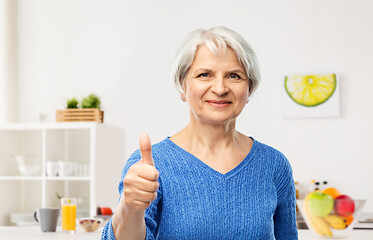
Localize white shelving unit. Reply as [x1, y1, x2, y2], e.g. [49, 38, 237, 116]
[0, 123, 124, 226]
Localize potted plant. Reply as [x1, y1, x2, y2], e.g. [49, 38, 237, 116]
[66, 97, 79, 109]
[81, 94, 101, 109]
[56, 94, 104, 123]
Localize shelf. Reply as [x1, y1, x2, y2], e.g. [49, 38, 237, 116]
[0, 176, 43, 181]
[0, 176, 90, 181]
[0, 122, 99, 130]
[0, 123, 124, 226]
[45, 176, 90, 181]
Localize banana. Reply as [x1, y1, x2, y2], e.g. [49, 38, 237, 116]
[303, 196, 333, 237]
[323, 214, 348, 230]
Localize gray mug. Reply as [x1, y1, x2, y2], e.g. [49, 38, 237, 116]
[34, 208, 60, 232]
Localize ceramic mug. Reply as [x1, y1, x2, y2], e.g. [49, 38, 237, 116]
[34, 208, 60, 232]
[46, 161, 59, 177]
[57, 161, 74, 177]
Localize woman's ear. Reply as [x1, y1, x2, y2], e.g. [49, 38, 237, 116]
[180, 93, 186, 102]
[180, 78, 188, 102]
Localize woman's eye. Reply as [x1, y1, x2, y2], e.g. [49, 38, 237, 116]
[197, 73, 209, 78]
[228, 73, 241, 79]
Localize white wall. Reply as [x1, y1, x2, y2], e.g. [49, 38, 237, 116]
[16, 0, 373, 211]
[0, 0, 17, 123]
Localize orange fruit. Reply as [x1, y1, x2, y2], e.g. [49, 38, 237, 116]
[344, 215, 354, 226]
[322, 187, 341, 199]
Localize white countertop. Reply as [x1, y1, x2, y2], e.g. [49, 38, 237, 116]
[0, 226, 102, 239]
[298, 229, 373, 240]
[0, 227, 373, 239]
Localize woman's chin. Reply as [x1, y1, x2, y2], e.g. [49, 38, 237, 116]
[199, 115, 237, 126]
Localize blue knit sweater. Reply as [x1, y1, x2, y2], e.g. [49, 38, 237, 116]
[101, 137, 298, 239]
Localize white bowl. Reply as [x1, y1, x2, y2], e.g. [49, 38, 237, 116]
[17, 164, 40, 176]
[10, 213, 38, 226]
[14, 155, 41, 176]
[77, 218, 103, 232]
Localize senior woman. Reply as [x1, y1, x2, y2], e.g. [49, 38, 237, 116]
[102, 26, 298, 239]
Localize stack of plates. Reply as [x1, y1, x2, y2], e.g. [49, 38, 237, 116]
[10, 213, 38, 226]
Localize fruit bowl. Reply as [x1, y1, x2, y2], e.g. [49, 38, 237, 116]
[297, 198, 365, 238]
[76, 218, 103, 232]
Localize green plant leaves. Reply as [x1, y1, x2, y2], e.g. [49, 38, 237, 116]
[65, 94, 101, 109]
[66, 98, 79, 109]
[81, 94, 101, 109]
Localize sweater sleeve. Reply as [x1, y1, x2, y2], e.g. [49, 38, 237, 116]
[101, 149, 162, 240]
[101, 218, 116, 240]
[273, 154, 298, 240]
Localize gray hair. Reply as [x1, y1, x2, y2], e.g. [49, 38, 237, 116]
[171, 26, 260, 96]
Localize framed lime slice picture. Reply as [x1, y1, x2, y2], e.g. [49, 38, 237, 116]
[284, 74, 337, 107]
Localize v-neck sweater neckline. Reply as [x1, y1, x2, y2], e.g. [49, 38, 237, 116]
[164, 136, 258, 179]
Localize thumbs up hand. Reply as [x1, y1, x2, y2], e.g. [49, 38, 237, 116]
[139, 133, 155, 166]
[122, 133, 160, 211]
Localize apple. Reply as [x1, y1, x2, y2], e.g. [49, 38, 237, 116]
[97, 207, 113, 215]
[335, 195, 355, 217]
[307, 191, 334, 217]
[100, 207, 113, 215]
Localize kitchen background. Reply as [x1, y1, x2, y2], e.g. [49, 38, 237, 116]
[1, 0, 372, 214]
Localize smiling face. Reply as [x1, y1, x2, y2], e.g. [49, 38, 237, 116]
[182, 45, 249, 125]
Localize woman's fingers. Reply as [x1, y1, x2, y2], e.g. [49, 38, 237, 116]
[122, 134, 159, 211]
[124, 188, 158, 210]
[139, 133, 154, 166]
[132, 189, 158, 202]
[123, 165, 159, 210]
[124, 171, 159, 192]
[137, 163, 159, 181]
[134, 178, 159, 192]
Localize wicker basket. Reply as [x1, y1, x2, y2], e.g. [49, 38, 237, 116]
[56, 109, 104, 123]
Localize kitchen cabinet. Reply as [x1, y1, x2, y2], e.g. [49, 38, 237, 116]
[0, 123, 124, 226]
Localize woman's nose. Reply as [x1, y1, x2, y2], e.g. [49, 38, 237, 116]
[211, 77, 229, 96]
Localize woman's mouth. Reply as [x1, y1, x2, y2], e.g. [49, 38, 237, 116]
[206, 100, 232, 108]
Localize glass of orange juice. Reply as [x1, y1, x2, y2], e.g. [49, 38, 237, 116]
[61, 198, 77, 233]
